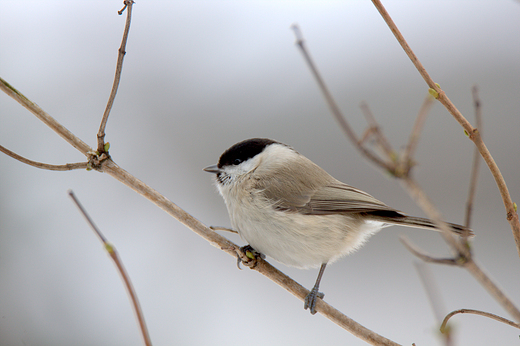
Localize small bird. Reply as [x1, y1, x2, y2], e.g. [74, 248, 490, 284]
[204, 138, 471, 314]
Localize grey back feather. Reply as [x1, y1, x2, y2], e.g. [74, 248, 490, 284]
[254, 152, 398, 215]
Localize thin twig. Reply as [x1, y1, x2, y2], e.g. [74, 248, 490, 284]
[400, 94, 434, 173]
[369, 0, 439, 95]
[465, 86, 483, 229]
[440, 308, 520, 333]
[0, 77, 92, 155]
[400, 236, 458, 266]
[0, 144, 88, 171]
[370, 0, 520, 256]
[209, 226, 239, 234]
[68, 190, 152, 346]
[97, 0, 135, 154]
[291, 24, 395, 174]
[402, 179, 520, 322]
[118, 0, 130, 15]
[359, 101, 395, 160]
[402, 176, 471, 260]
[414, 262, 453, 346]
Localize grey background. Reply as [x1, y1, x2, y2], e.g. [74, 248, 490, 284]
[1, 1, 520, 345]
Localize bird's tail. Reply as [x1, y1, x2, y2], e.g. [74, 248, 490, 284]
[367, 214, 473, 237]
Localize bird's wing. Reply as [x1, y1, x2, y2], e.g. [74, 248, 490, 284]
[255, 158, 398, 215]
[296, 181, 400, 215]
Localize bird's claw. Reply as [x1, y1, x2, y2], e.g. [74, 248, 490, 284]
[304, 287, 325, 315]
[235, 245, 264, 269]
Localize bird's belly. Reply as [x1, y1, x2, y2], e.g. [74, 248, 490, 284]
[229, 205, 383, 269]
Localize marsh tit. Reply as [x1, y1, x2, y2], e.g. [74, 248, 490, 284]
[204, 138, 471, 314]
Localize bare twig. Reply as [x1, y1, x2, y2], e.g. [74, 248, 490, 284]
[464, 259, 520, 322]
[0, 144, 87, 171]
[400, 94, 434, 173]
[402, 177, 520, 322]
[400, 236, 458, 266]
[370, 0, 520, 256]
[440, 308, 520, 333]
[369, 0, 439, 98]
[0, 77, 92, 155]
[68, 190, 152, 346]
[97, 0, 135, 154]
[414, 262, 453, 346]
[359, 101, 395, 160]
[291, 24, 395, 174]
[0, 77, 108, 170]
[118, 0, 131, 15]
[210, 226, 239, 234]
[465, 86, 483, 229]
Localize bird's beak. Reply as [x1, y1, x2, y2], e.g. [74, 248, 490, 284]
[203, 164, 222, 174]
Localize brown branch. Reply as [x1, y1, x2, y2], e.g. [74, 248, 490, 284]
[0, 77, 92, 155]
[359, 101, 395, 160]
[68, 190, 152, 346]
[400, 236, 458, 266]
[440, 308, 520, 333]
[291, 24, 395, 174]
[97, 0, 135, 154]
[465, 86, 483, 229]
[104, 157, 402, 344]
[414, 262, 453, 346]
[253, 259, 400, 346]
[209, 226, 239, 234]
[0, 144, 88, 171]
[401, 178, 520, 322]
[400, 94, 434, 174]
[101, 159, 400, 346]
[370, 0, 520, 257]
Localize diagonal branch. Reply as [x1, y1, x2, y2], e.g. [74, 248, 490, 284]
[97, 0, 135, 154]
[400, 94, 434, 174]
[101, 159, 401, 346]
[464, 86, 483, 229]
[414, 262, 453, 346]
[291, 24, 395, 174]
[0, 77, 92, 155]
[359, 101, 396, 160]
[370, 0, 520, 257]
[68, 190, 152, 346]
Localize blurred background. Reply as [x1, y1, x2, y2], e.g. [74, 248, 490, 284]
[1, 1, 520, 345]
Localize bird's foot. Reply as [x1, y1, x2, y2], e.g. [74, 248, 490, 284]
[304, 287, 325, 315]
[235, 245, 265, 270]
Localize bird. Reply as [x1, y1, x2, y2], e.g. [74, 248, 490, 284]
[203, 138, 471, 314]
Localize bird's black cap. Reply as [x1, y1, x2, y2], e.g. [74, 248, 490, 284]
[217, 138, 280, 168]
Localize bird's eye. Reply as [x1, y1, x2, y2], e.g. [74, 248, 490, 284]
[233, 158, 242, 165]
